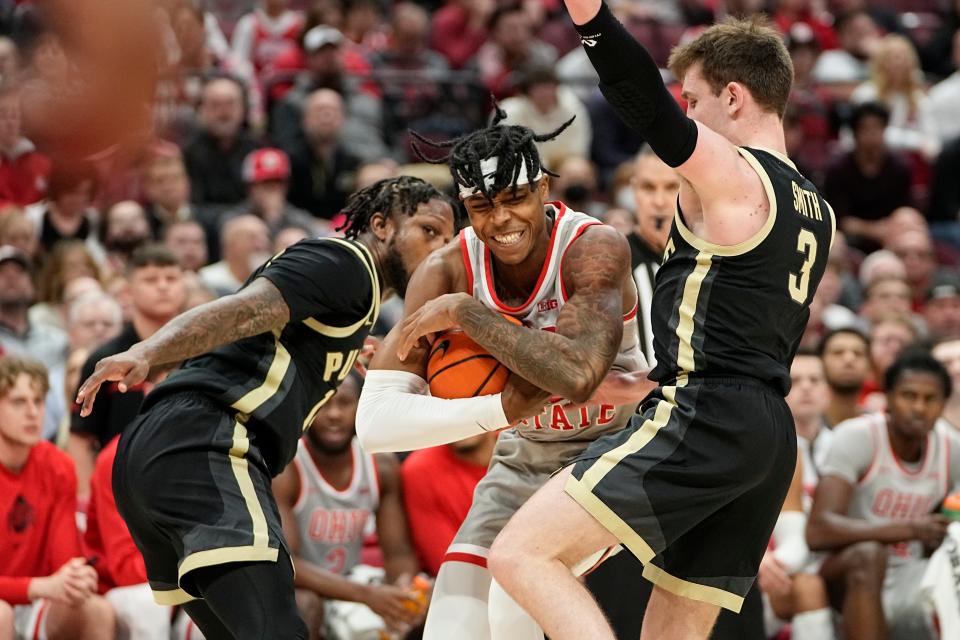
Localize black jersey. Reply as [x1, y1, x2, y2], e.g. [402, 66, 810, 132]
[649, 147, 835, 396]
[143, 237, 380, 475]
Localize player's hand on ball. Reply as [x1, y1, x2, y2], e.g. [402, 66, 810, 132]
[502, 373, 552, 423]
[397, 293, 472, 361]
[76, 348, 151, 416]
[361, 583, 420, 629]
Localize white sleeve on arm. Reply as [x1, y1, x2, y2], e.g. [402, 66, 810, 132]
[819, 418, 876, 485]
[356, 370, 510, 453]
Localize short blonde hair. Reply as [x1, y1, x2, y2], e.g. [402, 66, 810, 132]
[0, 357, 49, 398]
[668, 16, 794, 117]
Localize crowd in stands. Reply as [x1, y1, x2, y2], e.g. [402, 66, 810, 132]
[1, 0, 960, 637]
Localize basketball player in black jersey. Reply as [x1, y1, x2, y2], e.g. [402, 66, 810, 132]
[74, 177, 455, 639]
[486, 4, 836, 639]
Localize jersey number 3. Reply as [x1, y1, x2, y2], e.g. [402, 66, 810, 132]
[788, 229, 817, 304]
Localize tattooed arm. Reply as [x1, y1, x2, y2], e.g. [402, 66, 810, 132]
[76, 277, 289, 415]
[398, 226, 632, 404]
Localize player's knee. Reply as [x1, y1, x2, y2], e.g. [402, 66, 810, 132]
[488, 536, 522, 586]
[295, 588, 325, 633]
[841, 541, 887, 587]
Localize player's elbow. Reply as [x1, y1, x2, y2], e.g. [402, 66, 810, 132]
[804, 518, 833, 552]
[565, 372, 602, 405]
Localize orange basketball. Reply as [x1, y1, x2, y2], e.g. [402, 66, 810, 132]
[426, 315, 521, 399]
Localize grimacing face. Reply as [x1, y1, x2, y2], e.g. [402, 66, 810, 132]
[463, 177, 551, 267]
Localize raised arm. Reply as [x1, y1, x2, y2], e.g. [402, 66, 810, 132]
[76, 277, 289, 415]
[398, 225, 631, 404]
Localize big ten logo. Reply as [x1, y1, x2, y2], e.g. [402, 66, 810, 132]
[323, 349, 361, 382]
[308, 509, 371, 544]
[517, 403, 617, 431]
[537, 298, 559, 313]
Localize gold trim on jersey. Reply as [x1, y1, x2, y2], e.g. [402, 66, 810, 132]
[302, 238, 381, 337]
[676, 254, 712, 373]
[747, 145, 798, 171]
[672, 147, 778, 257]
[228, 420, 270, 548]
[178, 546, 280, 584]
[575, 380, 684, 492]
[825, 200, 837, 250]
[152, 587, 196, 605]
[641, 563, 745, 613]
[231, 330, 291, 417]
[302, 389, 335, 431]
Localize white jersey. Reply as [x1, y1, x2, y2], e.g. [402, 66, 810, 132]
[460, 202, 645, 442]
[828, 413, 953, 563]
[292, 438, 379, 575]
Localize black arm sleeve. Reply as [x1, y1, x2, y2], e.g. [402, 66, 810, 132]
[575, 2, 698, 167]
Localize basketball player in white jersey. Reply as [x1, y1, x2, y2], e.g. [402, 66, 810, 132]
[273, 373, 424, 640]
[808, 349, 960, 640]
[355, 112, 653, 640]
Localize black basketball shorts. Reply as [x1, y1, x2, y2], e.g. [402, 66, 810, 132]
[113, 391, 287, 605]
[566, 375, 797, 613]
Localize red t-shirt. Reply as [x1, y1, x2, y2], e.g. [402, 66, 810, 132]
[0, 147, 50, 206]
[400, 446, 488, 576]
[84, 436, 147, 591]
[0, 442, 82, 604]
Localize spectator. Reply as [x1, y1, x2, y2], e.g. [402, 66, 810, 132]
[858, 275, 913, 329]
[626, 146, 679, 363]
[31, 240, 101, 332]
[923, 272, 960, 341]
[919, 0, 960, 79]
[0, 357, 114, 640]
[886, 229, 937, 310]
[63, 291, 123, 415]
[369, 3, 452, 160]
[932, 336, 960, 431]
[100, 201, 153, 279]
[0, 209, 37, 263]
[851, 34, 940, 160]
[601, 207, 632, 236]
[863, 314, 920, 411]
[499, 67, 591, 167]
[0, 36, 20, 87]
[25, 159, 102, 258]
[818, 327, 871, 427]
[182, 75, 260, 207]
[472, 4, 556, 99]
[285, 89, 361, 218]
[141, 148, 197, 233]
[430, 0, 493, 69]
[162, 219, 209, 273]
[823, 102, 912, 250]
[807, 349, 960, 640]
[227, 147, 318, 235]
[198, 214, 270, 297]
[85, 435, 171, 640]
[772, 0, 837, 51]
[231, 0, 304, 78]
[760, 350, 833, 640]
[0, 86, 49, 206]
[270, 26, 386, 162]
[812, 10, 880, 88]
[859, 249, 906, 291]
[548, 156, 603, 217]
[402, 435, 499, 578]
[68, 245, 186, 498]
[272, 373, 424, 639]
[927, 136, 960, 251]
[927, 31, 960, 145]
[0, 245, 67, 373]
[355, 161, 398, 191]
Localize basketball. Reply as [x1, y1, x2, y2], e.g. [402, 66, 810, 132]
[426, 315, 521, 399]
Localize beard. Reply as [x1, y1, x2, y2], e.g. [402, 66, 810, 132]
[828, 379, 864, 394]
[306, 425, 354, 456]
[382, 242, 410, 299]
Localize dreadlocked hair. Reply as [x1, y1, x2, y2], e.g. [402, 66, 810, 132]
[337, 176, 445, 239]
[409, 103, 574, 202]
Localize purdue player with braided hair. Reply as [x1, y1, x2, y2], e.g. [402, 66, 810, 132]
[355, 108, 652, 639]
[74, 177, 455, 639]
